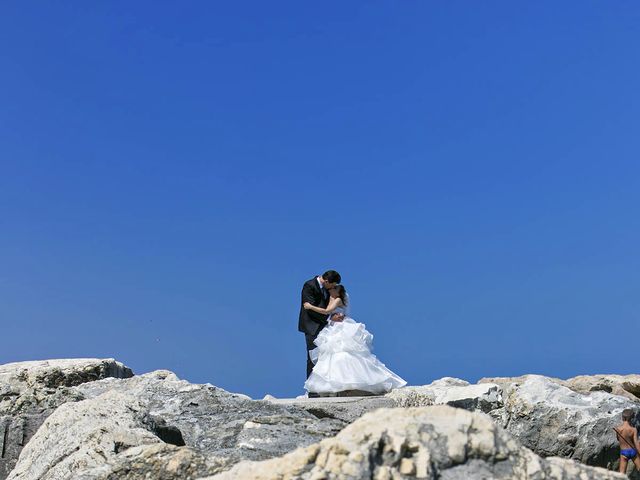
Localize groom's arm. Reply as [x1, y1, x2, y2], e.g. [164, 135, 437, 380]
[301, 282, 326, 323]
[301, 282, 318, 306]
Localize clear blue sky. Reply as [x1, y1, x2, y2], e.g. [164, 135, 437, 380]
[1, 2, 638, 398]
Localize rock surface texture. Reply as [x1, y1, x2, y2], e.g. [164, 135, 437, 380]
[74, 444, 225, 480]
[0, 359, 636, 479]
[487, 375, 638, 469]
[565, 374, 640, 402]
[267, 395, 396, 423]
[273, 374, 635, 469]
[203, 406, 625, 480]
[385, 377, 502, 412]
[0, 359, 133, 479]
[265, 377, 503, 424]
[8, 370, 345, 480]
[480, 373, 640, 402]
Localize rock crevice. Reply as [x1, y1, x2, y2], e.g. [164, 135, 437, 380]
[0, 359, 636, 479]
[0, 359, 133, 479]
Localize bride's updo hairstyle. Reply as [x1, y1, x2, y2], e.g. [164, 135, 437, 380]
[335, 285, 348, 305]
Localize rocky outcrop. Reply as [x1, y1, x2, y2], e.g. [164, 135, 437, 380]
[565, 374, 640, 402]
[74, 444, 226, 480]
[266, 395, 396, 423]
[1, 359, 636, 479]
[386, 377, 502, 412]
[488, 375, 638, 469]
[9, 370, 346, 480]
[7, 390, 161, 480]
[407, 375, 640, 469]
[270, 375, 637, 470]
[481, 373, 640, 402]
[480, 375, 565, 386]
[264, 378, 502, 423]
[0, 359, 133, 479]
[202, 405, 625, 480]
[73, 371, 346, 461]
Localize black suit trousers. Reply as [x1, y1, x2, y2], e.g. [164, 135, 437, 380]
[305, 333, 317, 378]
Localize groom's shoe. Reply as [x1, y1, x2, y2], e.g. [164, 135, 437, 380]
[308, 392, 320, 398]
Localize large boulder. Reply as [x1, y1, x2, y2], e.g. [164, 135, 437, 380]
[488, 375, 638, 469]
[565, 374, 640, 402]
[0, 359, 132, 479]
[386, 377, 502, 412]
[8, 370, 346, 480]
[437, 374, 640, 469]
[265, 395, 396, 423]
[264, 378, 502, 424]
[268, 375, 635, 470]
[7, 390, 161, 480]
[73, 371, 346, 462]
[481, 373, 640, 402]
[202, 405, 625, 480]
[480, 375, 565, 386]
[75, 444, 226, 480]
[2, 359, 635, 479]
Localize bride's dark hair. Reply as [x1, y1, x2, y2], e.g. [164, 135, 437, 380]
[334, 285, 348, 305]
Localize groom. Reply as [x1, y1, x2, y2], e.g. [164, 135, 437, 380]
[299, 270, 342, 379]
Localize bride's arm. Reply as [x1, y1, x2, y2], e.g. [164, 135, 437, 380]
[304, 297, 342, 314]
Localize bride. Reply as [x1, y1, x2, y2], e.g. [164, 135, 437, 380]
[303, 285, 406, 395]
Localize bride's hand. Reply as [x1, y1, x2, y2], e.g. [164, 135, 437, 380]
[303, 302, 312, 310]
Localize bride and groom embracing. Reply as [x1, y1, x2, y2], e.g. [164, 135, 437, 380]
[298, 270, 406, 397]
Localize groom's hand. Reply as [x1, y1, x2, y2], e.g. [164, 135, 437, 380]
[332, 313, 345, 322]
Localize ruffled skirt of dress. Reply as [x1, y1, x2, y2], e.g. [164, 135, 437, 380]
[304, 318, 406, 394]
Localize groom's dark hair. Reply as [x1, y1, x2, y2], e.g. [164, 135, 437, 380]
[322, 270, 341, 284]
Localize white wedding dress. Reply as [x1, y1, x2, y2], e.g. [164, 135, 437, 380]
[304, 302, 406, 395]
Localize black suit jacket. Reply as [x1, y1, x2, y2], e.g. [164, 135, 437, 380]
[298, 277, 329, 336]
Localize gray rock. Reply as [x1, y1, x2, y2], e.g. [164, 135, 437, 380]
[7, 390, 160, 480]
[253, 375, 640, 471]
[265, 396, 396, 423]
[3, 359, 635, 478]
[479, 375, 565, 386]
[201, 405, 625, 480]
[74, 371, 346, 461]
[0, 358, 132, 479]
[489, 375, 637, 469]
[565, 374, 640, 402]
[386, 377, 502, 412]
[264, 378, 502, 425]
[9, 370, 347, 480]
[396, 375, 639, 469]
[75, 444, 228, 480]
[482, 374, 640, 402]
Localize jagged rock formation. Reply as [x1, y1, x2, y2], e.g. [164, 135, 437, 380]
[270, 375, 638, 471]
[265, 377, 503, 425]
[566, 374, 640, 402]
[481, 373, 640, 403]
[8, 370, 345, 480]
[0, 359, 637, 479]
[483, 375, 638, 469]
[267, 395, 397, 423]
[385, 377, 502, 412]
[72, 444, 224, 480]
[0, 359, 133, 479]
[203, 406, 625, 480]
